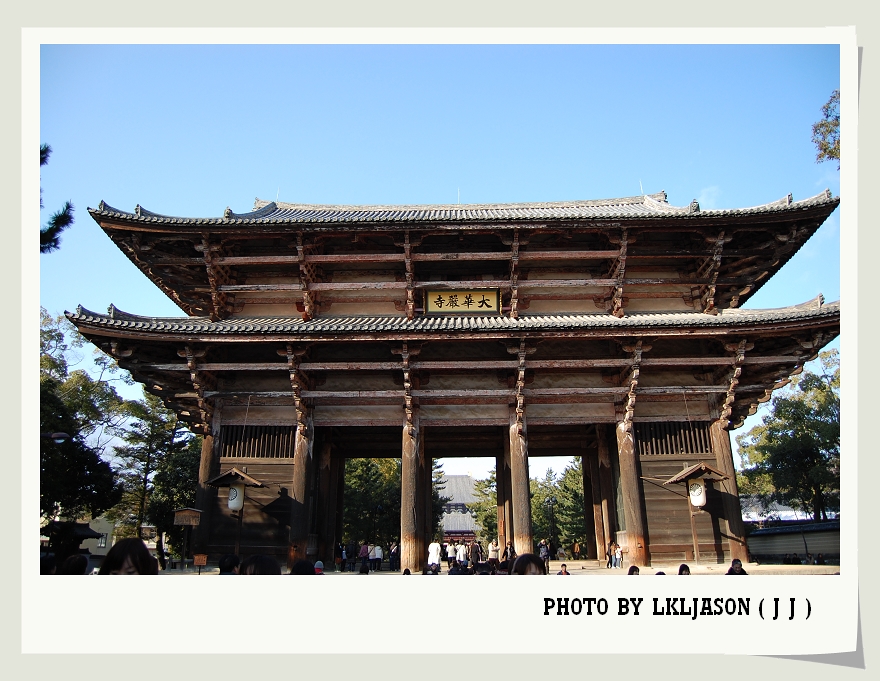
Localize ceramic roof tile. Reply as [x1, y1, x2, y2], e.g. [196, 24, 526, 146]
[67, 297, 839, 336]
[90, 190, 838, 227]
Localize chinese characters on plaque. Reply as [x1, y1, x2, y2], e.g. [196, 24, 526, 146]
[424, 289, 500, 315]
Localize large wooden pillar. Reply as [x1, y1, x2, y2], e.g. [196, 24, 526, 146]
[192, 431, 217, 554]
[615, 421, 648, 566]
[422, 447, 434, 551]
[596, 424, 616, 554]
[496, 446, 513, 548]
[289, 414, 314, 566]
[509, 410, 533, 556]
[583, 452, 602, 560]
[316, 439, 338, 566]
[710, 419, 749, 562]
[400, 415, 423, 573]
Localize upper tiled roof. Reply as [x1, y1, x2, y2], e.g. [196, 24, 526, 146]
[67, 296, 839, 336]
[89, 190, 838, 227]
[440, 475, 478, 505]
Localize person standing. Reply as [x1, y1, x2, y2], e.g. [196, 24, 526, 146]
[359, 541, 370, 570]
[614, 543, 623, 569]
[501, 540, 517, 573]
[556, 563, 570, 575]
[487, 540, 500, 574]
[456, 540, 468, 569]
[572, 541, 581, 561]
[427, 537, 442, 572]
[469, 540, 482, 573]
[373, 543, 383, 571]
[538, 539, 550, 574]
[389, 541, 399, 571]
[606, 540, 617, 569]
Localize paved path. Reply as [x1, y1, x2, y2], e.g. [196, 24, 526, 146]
[163, 559, 840, 576]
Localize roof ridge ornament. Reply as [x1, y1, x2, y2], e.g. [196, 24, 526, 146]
[787, 193, 793, 205]
[689, 199, 700, 213]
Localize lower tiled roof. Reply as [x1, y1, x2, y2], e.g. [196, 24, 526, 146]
[67, 297, 839, 336]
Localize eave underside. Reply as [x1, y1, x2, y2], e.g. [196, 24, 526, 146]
[68, 304, 839, 439]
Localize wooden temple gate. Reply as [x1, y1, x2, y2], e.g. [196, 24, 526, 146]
[68, 189, 840, 569]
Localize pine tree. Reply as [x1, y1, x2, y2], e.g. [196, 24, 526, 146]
[40, 144, 74, 253]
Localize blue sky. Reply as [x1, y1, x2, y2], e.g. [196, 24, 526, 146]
[38, 43, 841, 478]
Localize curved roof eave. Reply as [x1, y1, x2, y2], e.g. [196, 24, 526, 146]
[88, 190, 839, 228]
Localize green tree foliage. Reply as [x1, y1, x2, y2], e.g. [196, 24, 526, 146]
[342, 458, 401, 546]
[40, 308, 126, 521]
[107, 393, 194, 536]
[146, 435, 202, 559]
[554, 459, 588, 551]
[811, 89, 840, 169]
[431, 459, 450, 539]
[40, 379, 121, 521]
[40, 144, 74, 253]
[737, 350, 840, 521]
[342, 457, 447, 546]
[470, 470, 497, 544]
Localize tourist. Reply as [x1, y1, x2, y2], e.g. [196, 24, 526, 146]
[218, 554, 240, 575]
[571, 541, 581, 560]
[368, 543, 376, 571]
[335, 543, 344, 572]
[538, 539, 550, 573]
[358, 541, 370, 570]
[57, 554, 89, 575]
[456, 540, 468, 568]
[373, 543, 383, 571]
[816, 553, 827, 565]
[557, 545, 566, 561]
[501, 540, 516, 572]
[606, 540, 616, 569]
[402, 568, 411, 575]
[469, 540, 482, 573]
[655, 571, 666, 575]
[427, 537, 442, 572]
[511, 553, 545, 575]
[448, 560, 464, 575]
[288, 559, 316, 574]
[389, 541, 400, 571]
[487, 540, 500, 574]
[40, 555, 56, 575]
[678, 564, 691, 575]
[240, 555, 281, 574]
[627, 565, 640, 575]
[346, 540, 358, 572]
[556, 563, 570, 575]
[99, 538, 159, 575]
[726, 558, 748, 575]
[614, 543, 623, 569]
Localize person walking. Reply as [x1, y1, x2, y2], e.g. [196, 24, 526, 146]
[456, 540, 468, 569]
[358, 541, 370, 570]
[427, 537, 442, 572]
[469, 540, 482, 573]
[487, 540, 500, 574]
[501, 540, 517, 572]
[538, 539, 550, 574]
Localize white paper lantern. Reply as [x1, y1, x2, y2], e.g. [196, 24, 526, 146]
[228, 482, 245, 511]
[687, 478, 706, 507]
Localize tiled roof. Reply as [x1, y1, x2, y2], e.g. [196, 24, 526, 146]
[88, 190, 838, 227]
[442, 511, 477, 533]
[67, 296, 839, 336]
[440, 475, 478, 504]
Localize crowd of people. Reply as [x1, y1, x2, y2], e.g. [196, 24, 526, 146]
[40, 536, 767, 577]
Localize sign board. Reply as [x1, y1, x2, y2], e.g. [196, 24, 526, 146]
[173, 509, 202, 526]
[193, 554, 208, 567]
[424, 289, 500, 315]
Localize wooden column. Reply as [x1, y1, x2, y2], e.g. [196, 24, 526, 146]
[496, 449, 512, 548]
[289, 413, 314, 566]
[334, 455, 345, 559]
[710, 419, 749, 563]
[400, 415, 423, 574]
[583, 452, 602, 560]
[596, 425, 616, 550]
[316, 440, 337, 566]
[509, 411, 533, 556]
[616, 421, 648, 566]
[423, 449, 434, 550]
[192, 432, 216, 554]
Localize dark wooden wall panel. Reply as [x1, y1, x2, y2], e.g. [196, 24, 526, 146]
[640, 456, 730, 564]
